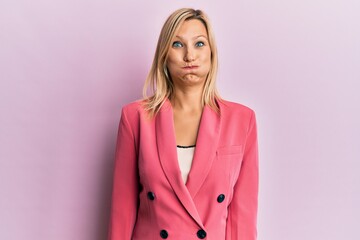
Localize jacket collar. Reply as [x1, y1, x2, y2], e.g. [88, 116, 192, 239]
[155, 98, 221, 227]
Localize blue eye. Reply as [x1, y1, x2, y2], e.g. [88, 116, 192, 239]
[172, 41, 183, 48]
[196, 41, 205, 47]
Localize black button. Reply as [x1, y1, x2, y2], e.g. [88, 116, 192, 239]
[217, 194, 225, 203]
[160, 229, 168, 239]
[147, 191, 155, 200]
[197, 229, 206, 239]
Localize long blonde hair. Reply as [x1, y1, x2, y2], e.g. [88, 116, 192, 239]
[142, 8, 221, 117]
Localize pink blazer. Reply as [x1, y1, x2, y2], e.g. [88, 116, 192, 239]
[108, 98, 259, 240]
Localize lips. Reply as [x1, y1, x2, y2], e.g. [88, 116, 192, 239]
[183, 65, 199, 69]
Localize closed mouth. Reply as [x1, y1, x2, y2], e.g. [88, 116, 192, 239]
[183, 66, 199, 69]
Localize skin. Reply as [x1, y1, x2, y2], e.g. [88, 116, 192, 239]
[166, 19, 212, 146]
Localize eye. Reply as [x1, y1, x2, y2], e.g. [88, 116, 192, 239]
[195, 41, 205, 47]
[172, 41, 183, 48]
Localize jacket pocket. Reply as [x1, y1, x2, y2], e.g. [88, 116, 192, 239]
[216, 145, 244, 190]
[216, 145, 243, 156]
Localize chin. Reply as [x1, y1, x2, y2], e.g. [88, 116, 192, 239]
[183, 76, 206, 84]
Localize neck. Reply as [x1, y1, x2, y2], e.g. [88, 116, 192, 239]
[170, 86, 204, 112]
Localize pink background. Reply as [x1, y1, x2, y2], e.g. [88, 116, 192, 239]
[1, 1, 359, 239]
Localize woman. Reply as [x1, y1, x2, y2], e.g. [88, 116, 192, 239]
[108, 8, 259, 240]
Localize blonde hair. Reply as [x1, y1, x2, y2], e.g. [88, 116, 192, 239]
[142, 8, 221, 117]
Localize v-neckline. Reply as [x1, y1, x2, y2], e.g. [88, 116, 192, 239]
[167, 100, 205, 183]
[159, 98, 220, 188]
[155, 97, 221, 226]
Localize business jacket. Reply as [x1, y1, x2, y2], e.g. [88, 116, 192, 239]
[108, 98, 259, 240]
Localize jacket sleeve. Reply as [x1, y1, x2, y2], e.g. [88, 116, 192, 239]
[226, 110, 259, 240]
[108, 107, 139, 240]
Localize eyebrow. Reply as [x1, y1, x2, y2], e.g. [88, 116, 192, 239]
[175, 35, 208, 40]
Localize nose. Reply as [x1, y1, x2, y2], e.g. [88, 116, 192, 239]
[184, 47, 195, 62]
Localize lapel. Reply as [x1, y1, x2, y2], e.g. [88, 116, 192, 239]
[155, 98, 221, 227]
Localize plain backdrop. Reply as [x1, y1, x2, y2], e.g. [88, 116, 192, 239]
[1, 0, 359, 239]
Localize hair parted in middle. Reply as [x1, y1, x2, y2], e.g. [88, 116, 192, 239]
[142, 8, 221, 117]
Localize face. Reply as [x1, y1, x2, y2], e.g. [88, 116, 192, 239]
[166, 19, 211, 88]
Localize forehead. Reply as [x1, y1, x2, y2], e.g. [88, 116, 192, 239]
[175, 19, 208, 38]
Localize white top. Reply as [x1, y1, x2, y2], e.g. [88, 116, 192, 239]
[176, 146, 195, 184]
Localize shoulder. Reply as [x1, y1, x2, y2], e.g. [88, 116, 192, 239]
[217, 98, 255, 118]
[121, 99, 144, 113]
[119, 99, 148, 122]
[217, 99, 257, 134]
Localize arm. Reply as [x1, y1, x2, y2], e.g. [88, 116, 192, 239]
[226, 111, 259, 240]
[108, 107, 139, 240]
